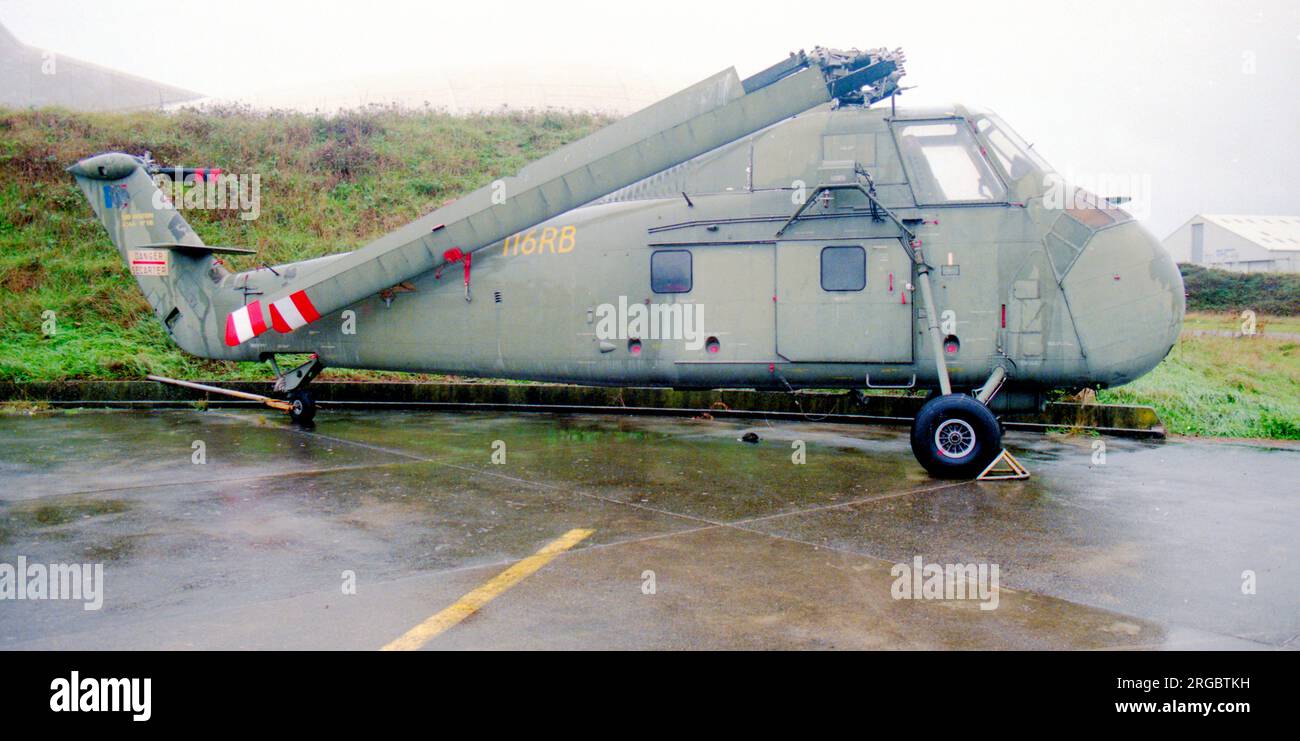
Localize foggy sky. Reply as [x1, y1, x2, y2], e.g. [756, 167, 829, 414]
[1, 0, 1296, 237]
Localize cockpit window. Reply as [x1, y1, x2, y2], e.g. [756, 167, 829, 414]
[894, 120, 1006, 204]
[976, 115, 1054, 180]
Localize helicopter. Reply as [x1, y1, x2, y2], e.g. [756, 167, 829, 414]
[66, 46, 1185, 478]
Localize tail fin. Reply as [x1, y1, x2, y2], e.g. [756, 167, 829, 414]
[68, 152, 230, 357]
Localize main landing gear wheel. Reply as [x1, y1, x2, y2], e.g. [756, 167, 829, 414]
[910, 394, 1002, 479]
[287, 389, 316, 426]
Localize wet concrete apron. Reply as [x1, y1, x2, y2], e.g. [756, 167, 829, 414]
[0, 410, 1294, 650]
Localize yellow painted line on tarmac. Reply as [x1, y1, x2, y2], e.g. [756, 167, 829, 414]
[381, 528, 594, 651]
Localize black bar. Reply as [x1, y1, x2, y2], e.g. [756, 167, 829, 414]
[0, 650, 1284, 728]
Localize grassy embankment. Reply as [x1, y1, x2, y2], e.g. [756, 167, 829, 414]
[0, 108, 1297, 438]
[1096, 323, 1299, 439]
[1093, 266, 1300, 438]
[0, 105, 608, 382]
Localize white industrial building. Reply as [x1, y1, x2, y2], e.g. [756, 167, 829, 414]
[1163, 215, 1300, 273]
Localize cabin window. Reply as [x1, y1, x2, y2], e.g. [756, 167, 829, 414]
[820, 246, 866, 291]
[651, 250, 692, 293]
[894, 120, 1006, 204]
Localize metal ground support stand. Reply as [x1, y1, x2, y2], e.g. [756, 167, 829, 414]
[269, 354, 325, 425]
[271, 354, 325, 394]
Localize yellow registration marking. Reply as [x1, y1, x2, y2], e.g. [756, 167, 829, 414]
[501, 224, 577, 256]
[380, 527, 594, 650]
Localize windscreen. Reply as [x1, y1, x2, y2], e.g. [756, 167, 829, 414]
[976, 115, 1055, 181]
[894, 120, 1006, 204]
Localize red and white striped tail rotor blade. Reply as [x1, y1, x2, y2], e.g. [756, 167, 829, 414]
[269, 290, 322, 334]
[224, 301, 268, 346]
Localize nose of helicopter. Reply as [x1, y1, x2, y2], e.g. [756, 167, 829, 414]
[1059, 218, 1185, 387]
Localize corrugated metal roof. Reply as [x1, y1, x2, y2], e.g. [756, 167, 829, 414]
[1196, 215, 1300, 252]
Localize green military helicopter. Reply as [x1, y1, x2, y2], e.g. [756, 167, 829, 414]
[67, 46, 1184, 478]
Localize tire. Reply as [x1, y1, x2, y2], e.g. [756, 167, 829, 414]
[910, 394, 1002, 479]
[288, 389, 316, 425]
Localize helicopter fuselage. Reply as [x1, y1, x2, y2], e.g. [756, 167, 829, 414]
[200, 103, 1182, 408]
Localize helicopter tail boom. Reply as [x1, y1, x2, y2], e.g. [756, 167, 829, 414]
[228, 47, 906, 346]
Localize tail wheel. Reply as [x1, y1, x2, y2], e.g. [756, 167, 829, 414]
[910, 394, 1002, 479]
[287, 390, 316, 425]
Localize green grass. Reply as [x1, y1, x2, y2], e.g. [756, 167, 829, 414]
[1, 107, 1298, 439]
[1098, 332, 1300, 439]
